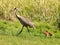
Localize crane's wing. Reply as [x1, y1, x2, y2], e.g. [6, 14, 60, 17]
[17, 15, 34, 27]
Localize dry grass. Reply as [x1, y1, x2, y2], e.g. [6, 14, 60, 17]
[0, 0, 59, 23]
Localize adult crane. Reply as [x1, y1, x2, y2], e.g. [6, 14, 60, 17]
[13, 8, 34, 36]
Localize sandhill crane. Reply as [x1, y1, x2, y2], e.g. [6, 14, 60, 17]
[13, 8, 34, 36]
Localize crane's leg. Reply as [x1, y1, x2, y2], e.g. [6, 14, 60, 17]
[16, 26, 24, 36]
[26, 27, 30, 32]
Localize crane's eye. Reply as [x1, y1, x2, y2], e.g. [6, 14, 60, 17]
[14, 8, 16, 10]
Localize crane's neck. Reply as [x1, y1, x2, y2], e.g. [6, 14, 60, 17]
[14, 10, 21, 19]
[15, 11, 17, 16]
[14, 10, 18, 18]
[14, 9, 23, 20]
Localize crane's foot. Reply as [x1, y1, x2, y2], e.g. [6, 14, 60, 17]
[28, 29, 30, 32]
[26, 27, 30, 32]
[16, 26, 24, 36]
[16, 30, 22, 36]
[16, 33, 20, 36]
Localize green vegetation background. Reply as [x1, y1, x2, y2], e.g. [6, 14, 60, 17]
[0, 0, 60, 45]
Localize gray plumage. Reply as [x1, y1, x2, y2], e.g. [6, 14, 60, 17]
[13, 8, 34, 35]
[16, 15, 34, 28]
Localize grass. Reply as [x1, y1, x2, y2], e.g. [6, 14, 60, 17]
[0, 34, 60, 45]
[0, 20, 60, 45]
[0, 0, 59, 23]
[0, 0, 60, 45]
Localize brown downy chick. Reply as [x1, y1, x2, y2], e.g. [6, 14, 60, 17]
[43, 31, 49, 37]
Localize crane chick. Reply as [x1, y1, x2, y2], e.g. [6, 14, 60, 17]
[48, 32, 54, 37]
[43, 31, 49, 37]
